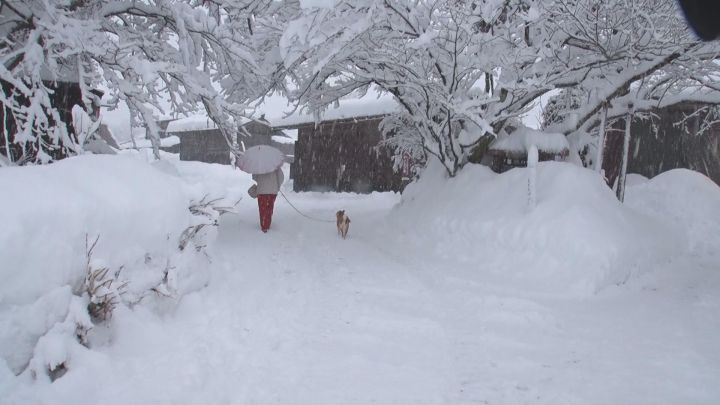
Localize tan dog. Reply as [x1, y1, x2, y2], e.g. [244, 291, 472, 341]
[336, 210, 351, 239]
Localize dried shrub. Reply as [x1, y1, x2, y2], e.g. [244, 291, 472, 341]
[179, 195, 239, 251]
[82, 235, 127, 323]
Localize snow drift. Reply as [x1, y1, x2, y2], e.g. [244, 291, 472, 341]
[625, 169, 720, 255]
[0, 155, 190, 306]
[0, 154, 250, 376]
[393, 160, 683, 296]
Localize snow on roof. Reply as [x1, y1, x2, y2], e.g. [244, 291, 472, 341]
[165, 115, 251, 133]
[489, 126, 569, 153]
[258, 89, 399, 128]
[119, 135, 180, 149]
[281, 128, 298, 140]
[162, 135, 180, 147]
[162, 88, 398, 132]
[272, 135, 296, 144]
[165, 115, 218, 133]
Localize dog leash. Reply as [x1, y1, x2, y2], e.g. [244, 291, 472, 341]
[278, 190, 335, 223]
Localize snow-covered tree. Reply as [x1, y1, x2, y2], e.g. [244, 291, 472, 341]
[280, 0, 720, 180]
[534, 0, 720, 198]
[280, 0, 537, 177]
[1, 0, 292, 164]
[538, 0, 720, 136]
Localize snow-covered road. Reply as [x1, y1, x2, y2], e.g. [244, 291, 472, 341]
[87, 190, 717, 405]
[4, 166, 719, 404]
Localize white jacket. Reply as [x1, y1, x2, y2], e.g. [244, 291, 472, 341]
[252, 168, 284, 195]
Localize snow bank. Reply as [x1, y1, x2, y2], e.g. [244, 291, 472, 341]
[0, 154, 252, 376]
[393, 160, 679, 296]
[625, 173, 649, 186]
[626, 169, 720, 254]
[0, 155, 191, 306]
[169, 159, 253, 210]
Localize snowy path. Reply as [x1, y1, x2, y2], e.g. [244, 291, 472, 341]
[147, 191, 718, 405]
[8, 190, 718, 404]
[210, 193, 454, 404]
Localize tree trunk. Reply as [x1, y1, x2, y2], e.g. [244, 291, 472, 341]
[601, 120, 625, 188]
[147, 125, 161, 160]
[616, 111, 633, 202]
[595, 106, 608, 177]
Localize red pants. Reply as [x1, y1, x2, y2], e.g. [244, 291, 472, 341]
[257, 194, 277, 232]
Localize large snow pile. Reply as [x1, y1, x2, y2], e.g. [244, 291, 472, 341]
[0, 155, 190, 306]
[0, 154, 250, 378]
[393, 160, 679, 296]
[625, 169, 720, 255]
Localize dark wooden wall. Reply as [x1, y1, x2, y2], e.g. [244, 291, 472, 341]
[178, 129, 232, 164]
[629, 105, 719, 185]
[486, 149, 568, 173]
[239, 121, 272, 149]
[602, 103, 720, 187]
[291, 117, 403, 193]
[175, 122, 295, 166]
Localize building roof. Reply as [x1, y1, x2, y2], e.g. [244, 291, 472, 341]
[256, 89, 399, 129]
[165, 115, 255, 133]
[161, 88, 399, 133]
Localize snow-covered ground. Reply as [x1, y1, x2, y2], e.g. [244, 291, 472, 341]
[2, 155, 719, 404]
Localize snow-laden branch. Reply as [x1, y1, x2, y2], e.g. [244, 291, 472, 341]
[1, 0, 293, 164]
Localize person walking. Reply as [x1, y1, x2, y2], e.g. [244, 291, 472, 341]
[252, 167, 284, 232]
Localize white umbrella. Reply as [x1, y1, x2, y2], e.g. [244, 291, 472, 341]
[237, 144, 285, 174]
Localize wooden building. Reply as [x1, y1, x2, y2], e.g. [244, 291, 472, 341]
[601, 102, 720, 187]
[284, 115, 404, 193]
[164, 116, 294, 165]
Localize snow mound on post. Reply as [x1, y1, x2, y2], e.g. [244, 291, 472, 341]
[490, 127, 569, 153]
[394, 160, 679, 296]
